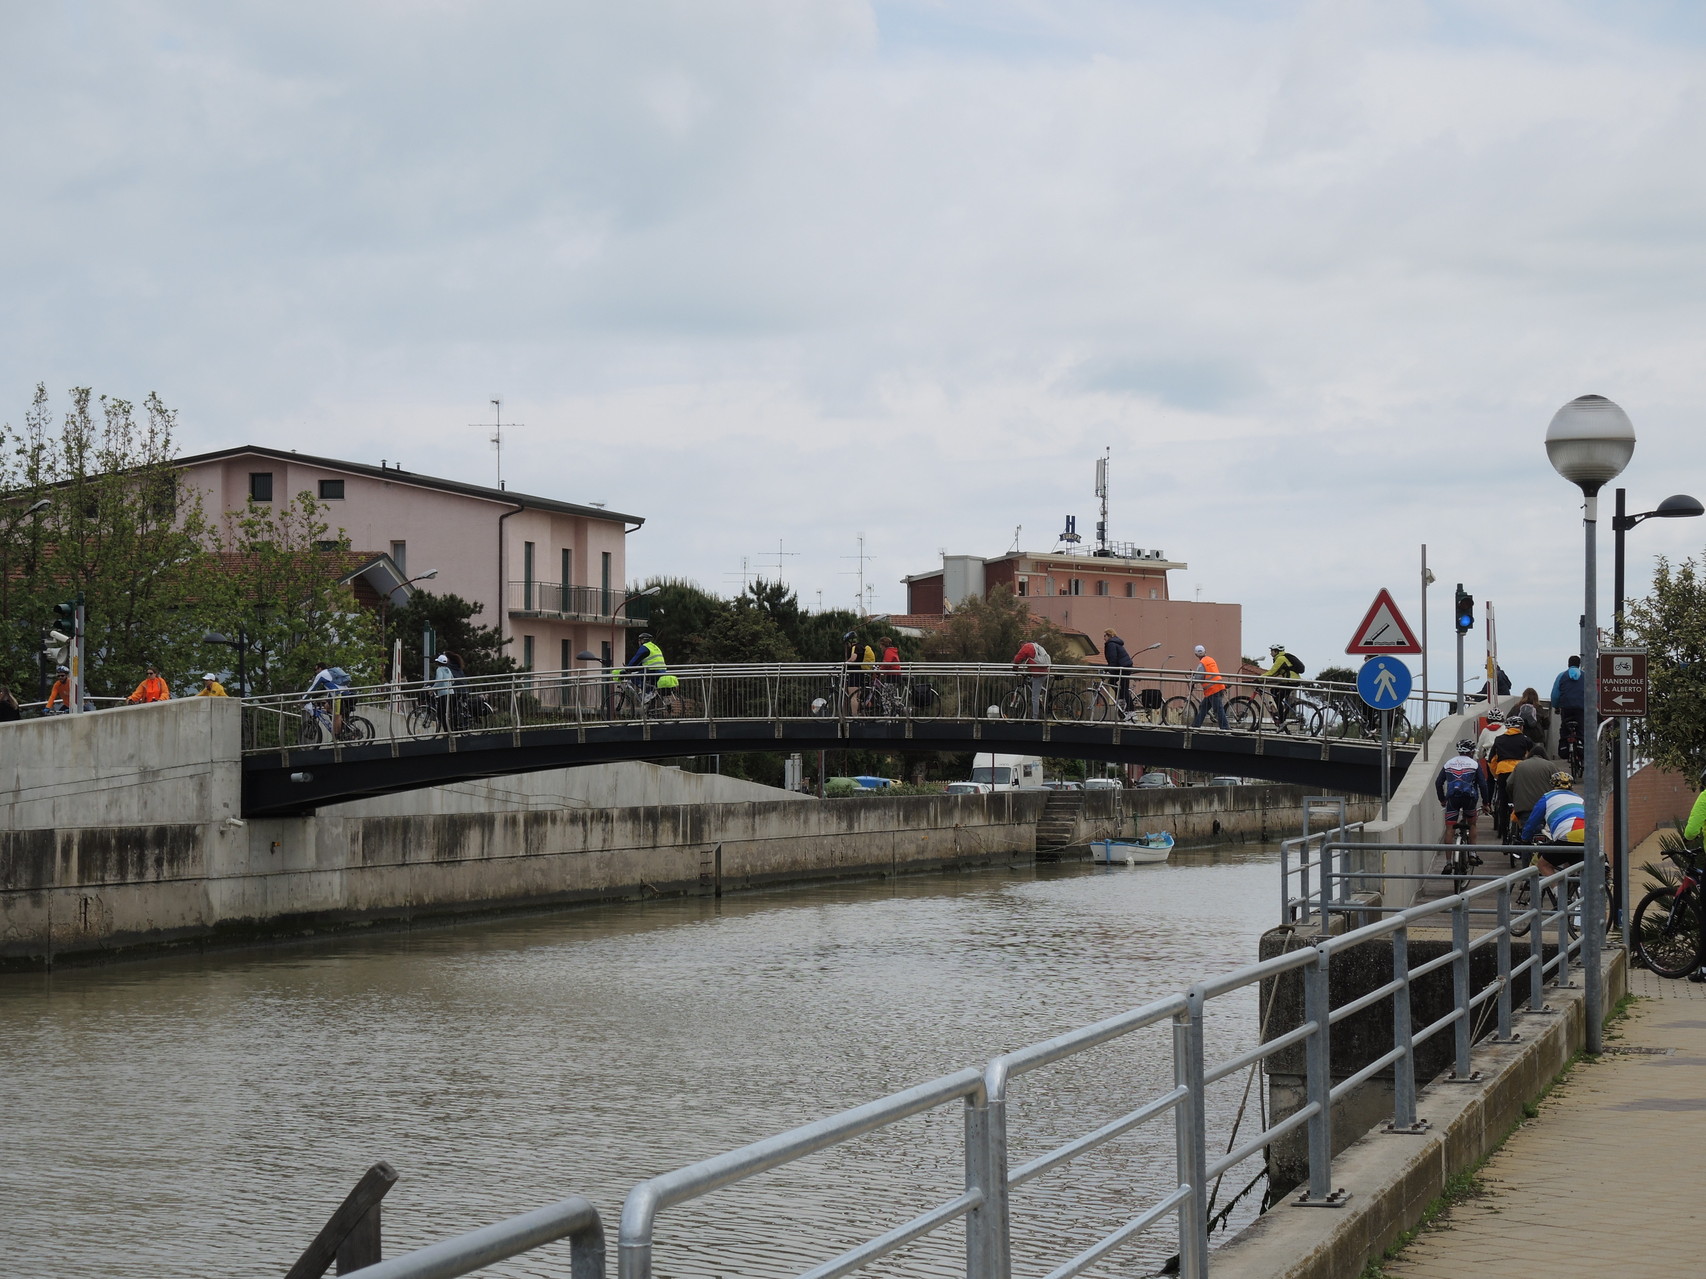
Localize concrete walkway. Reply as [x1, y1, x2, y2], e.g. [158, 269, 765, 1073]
[1378, 932, 1704, 1275]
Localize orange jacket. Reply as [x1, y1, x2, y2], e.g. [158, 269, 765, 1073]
[46, 677, 72, 709]
[1197, 655, 1225, 697]
[127, 675, 171, 704]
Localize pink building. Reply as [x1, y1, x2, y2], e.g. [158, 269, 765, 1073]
[903, 546, 1242, 668]
[176, 446, 645, 672]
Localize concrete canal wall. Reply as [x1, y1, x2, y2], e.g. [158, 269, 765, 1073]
[3, 698, 1365, 967]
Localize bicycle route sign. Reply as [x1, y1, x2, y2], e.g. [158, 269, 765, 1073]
[1598, 648, 1648, 718]
[1346, 588, 1423, 656]
[1356, 654, 1412, 711]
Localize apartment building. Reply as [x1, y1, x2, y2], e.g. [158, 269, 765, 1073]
[176, 446, 644, 671]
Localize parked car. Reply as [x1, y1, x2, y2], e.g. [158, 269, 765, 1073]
[945, 781, 993, 795]
[1208, 776, 1245, 787]
[1083, 777, 1122, 791]
[851, 775, 896, 789]
[1042, 780, 1083, 791]
[1134, 772, 1175, 789]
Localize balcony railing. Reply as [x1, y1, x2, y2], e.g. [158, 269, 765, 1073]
[508, 580, 631, 621]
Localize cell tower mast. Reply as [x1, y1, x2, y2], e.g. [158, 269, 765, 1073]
[1094, 448, 1110, 553]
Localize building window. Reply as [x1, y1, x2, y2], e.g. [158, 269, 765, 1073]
[561, 638, 571, 671]
[1095, 580, 1108, 596]
[249, 472, 273, 502]
[1068, 578, 1082, 596]
[561, 547, 573, 589]
[1125, 582, 1135, 598]
[522, 635, 534, 670]
[391, 541, 407, 575]
[601, 551, 612, 615]
[318, 479, 345, 500]
[1150, 588, 1159, 599]
[1016, 576, 1027, 597]
[600, 639, 612, 667]
[523, 541, 536, 610]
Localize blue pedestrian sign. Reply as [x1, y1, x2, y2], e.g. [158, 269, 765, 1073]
[1357, 655, 1412, 710]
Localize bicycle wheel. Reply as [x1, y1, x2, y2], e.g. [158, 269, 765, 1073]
[1161, 696, 1194, 726]
[344, 714, 375, 741]
[907, 683, 940, 717]
[1451, 831, 1472, 895]
[405, 703, 439, 736]
[1088, 687, 1120, 723]
[1633, 885, 1702, 978]
[1226, 697, 1261, 732]
[1001, 687, 1030, 720]
[1047, 689, 1083, 722]
[610, 685, 641, 719]
[1511, 878, 1535, 937]
[297, 712, 323, 745]
[1289, 702, 1324, 737]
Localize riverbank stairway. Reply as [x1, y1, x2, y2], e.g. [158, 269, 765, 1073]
[1035, 789, 1085, 851]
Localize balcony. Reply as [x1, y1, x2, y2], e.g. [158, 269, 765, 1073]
[508, 580, 641, 624]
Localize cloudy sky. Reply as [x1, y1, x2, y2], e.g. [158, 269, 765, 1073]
[6, 0, 1706, 687]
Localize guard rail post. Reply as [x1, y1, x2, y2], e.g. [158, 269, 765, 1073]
[1389, 925, 1420, 1131]
[963, 1083, 1004, 1279]
[1451, 896, 1472, 1079]
[1175, 993, 1210, 1279]
[1301, 946, 1333, 1202]
[1528, 867, 1545, 1010]
[1316, 845, 1332, 935]
[1555, 874, 1573, 987]
[1495, 884, 1514, 1042]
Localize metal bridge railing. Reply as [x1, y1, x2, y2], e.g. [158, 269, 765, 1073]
[343, 851, 1590, 1279]
[238, 662, 1455, 755]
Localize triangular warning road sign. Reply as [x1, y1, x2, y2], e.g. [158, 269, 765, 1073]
[1346, 588, 1422, 655]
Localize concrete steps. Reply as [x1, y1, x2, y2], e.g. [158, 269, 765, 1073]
[1036, 790, 1085, 849]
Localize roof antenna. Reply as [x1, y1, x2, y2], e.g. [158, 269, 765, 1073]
[1008, 524, 1022, 553]
[473, 397, 524, 488]
[1095, 448, 1110, 554]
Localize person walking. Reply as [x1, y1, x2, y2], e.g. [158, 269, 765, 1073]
[0, 685, 19, 722]
[1102, 629, 1133, 714]
[126, 665, 171, 704]
[195, 673, 228, 697]
[1190, 644, 1228, 730]
[1012, 637, 1052, 719]
[1511, 687, 1543, 742]
[432, 653, 461, 730]
[1264, 643, 1305, 726]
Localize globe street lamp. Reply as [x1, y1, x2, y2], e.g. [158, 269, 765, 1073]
[1545, 393, 1634, 1054]
[1609, 490, 1703, 936]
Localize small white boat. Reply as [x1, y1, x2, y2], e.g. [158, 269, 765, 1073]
[1092, 833, 1175, 865]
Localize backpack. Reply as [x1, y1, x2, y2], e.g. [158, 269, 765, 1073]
[324, 666, 352, 689]
[1286, 654, 1306, 676]
[1030, 641, 1051, 666]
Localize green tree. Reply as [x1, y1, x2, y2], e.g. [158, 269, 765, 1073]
[204, 492, 385, 694]
[921, 585, 1065, 663]
[1627, 550, 1706, 775]
[698, 599, 798, 663]
[638, 577, 726, 664]
[0, 385, 216, 697]
[386, 590, 516, 679]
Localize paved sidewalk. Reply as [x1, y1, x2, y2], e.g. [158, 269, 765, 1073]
[1379, 961, 1706, 1276]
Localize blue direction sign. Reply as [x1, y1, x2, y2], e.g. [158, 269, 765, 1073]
[1357, 655, 1412, 710]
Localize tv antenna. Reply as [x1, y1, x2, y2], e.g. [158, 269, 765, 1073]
[841, 532, 873, 614]
[473, 398, 523, 489]
[760, 539, 799, 585]
[1095, 448, 1110, 553]
[1008, 525, 1022, 553]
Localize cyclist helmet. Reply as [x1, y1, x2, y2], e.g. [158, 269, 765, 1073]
[1269, 643, 1284, 653]
[636, 632, 653, 643]
[843, 631, 856, 643]
[1456, 738, 1475, 755]
[1549, 769, 1574, 789]
[1194, 644, 1206, 656]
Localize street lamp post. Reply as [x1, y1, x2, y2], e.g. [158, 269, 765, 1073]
[1610, 489, 1703, 936]
[1545, 393, 1636, 1055]
[203, 628, 251, 698]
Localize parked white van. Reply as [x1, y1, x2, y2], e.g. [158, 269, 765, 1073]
[968, 754, 1045, 790]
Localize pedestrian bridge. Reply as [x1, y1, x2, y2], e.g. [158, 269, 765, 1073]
[239, 662, 1429, 816]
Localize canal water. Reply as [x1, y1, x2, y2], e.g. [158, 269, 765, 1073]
[1, 844, 1285, 1278]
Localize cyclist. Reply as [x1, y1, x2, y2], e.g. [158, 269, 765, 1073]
[1102, 629, 1133, 713]
[1519, 770, 1586, 878]
[1550, 656, 1586, 763]
[44, 664, 72, 714]
[126, 665, 172, 704]
[1264, 643, 1305, 726]
[1486, 717, 1532, 840]
[624, 632, 668, 703]
[1507, 744, 1557, 849]
[1434, 738, 1488, 859]
[306, 661, 353, 737]
[1012, 637, 1052, 719]
[1686, 765, 1706, 845]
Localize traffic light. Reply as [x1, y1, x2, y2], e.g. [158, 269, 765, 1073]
[51, 600, 77, 634]
[1454, 585, 1475, 635]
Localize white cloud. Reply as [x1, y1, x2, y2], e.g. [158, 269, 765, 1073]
[4, 0, 1706, 681]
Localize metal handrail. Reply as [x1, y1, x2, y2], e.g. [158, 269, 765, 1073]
[348, 1196, 604, 1279]
[372, 848, 1593, 1279]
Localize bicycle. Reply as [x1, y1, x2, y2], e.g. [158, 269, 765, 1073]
[1160, 691, 1240, 730]
[1557, 715, 1585, 776]
[1081, 678, 1163, 723]
[1509, 840, 1605, 941]
[1001, 676, 1082, 722]
[298, 696, 374, 745]
[1226, 686, 1322, 736]
[1632, 846, 1705, 978]
[1442, 806, 1478, 894]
